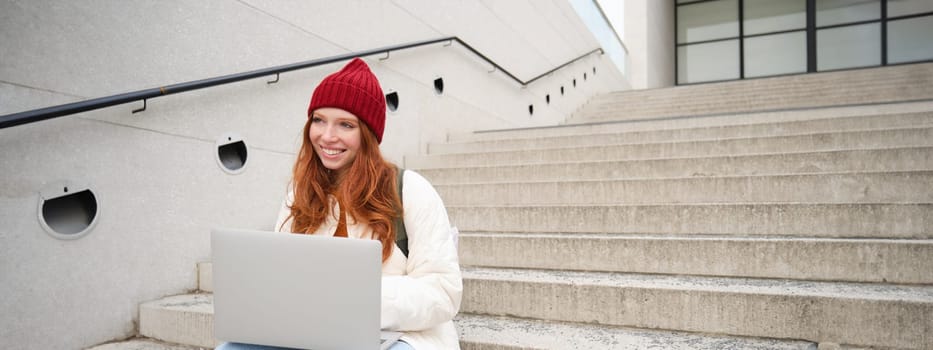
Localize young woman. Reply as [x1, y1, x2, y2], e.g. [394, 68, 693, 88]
[219, 58, 463, 349]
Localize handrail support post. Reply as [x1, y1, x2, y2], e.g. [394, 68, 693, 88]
[132, 99, 147, 114]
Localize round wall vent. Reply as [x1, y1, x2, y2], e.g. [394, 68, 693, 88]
[217, 133, 248, 174]
[38, 181, 99, 240]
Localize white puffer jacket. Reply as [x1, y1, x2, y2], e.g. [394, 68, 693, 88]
[274, 170, 462, 350]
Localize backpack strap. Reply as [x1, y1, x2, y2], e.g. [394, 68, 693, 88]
[394, 167, 409, 258]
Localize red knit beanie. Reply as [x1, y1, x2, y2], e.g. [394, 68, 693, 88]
[307, 58, 387, 143]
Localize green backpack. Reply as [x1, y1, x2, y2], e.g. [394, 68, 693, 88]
[393, 167, 409, 258]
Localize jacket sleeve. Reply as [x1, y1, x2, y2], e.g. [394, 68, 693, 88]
[273, 190, 293, 233]
[381, 170, 463, 331]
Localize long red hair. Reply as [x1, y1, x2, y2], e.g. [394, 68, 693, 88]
[283, 118, 401, 262]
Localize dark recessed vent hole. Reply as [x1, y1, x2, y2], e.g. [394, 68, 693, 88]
[386, 92, 399, 112]
[42, 190, 97, 235]
[546, 94, 550, 104]
[528, 105, 534, 116]
[434, 78, 444, 95]
[218, 141, 247, 172]
[573, 79, 577, 87]
[560, 86, 565, 95]
[593, 67, 596, 75]
[584, 73, 588, 80]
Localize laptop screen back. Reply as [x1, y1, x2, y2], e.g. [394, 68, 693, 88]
[212, 228, 383, 350]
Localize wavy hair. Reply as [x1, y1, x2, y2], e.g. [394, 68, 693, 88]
[283, 118, 401, 262]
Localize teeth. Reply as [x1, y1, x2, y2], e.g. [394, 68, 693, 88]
[322, 148, 342, 155]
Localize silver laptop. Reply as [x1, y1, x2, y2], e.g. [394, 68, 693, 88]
[212, 228, 402, 350]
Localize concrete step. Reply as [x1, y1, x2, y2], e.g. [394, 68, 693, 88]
[408, 127, 933, 169]
[431, 111, 933, 154]
[460, 267, 933, 349]
[576, 94, 933, 123]
[449, 100, 933, 143]
[455, 313, 817, 350]
[138, 294, 215, 349]
[447, 203, 932, 239]
[458, 232, 933, 284]
[87, 338, 202, 350]
[129, 293, 826, 350]
[576, 93, 933, 123]
[435, 171, 933, 205]
[580, 72, 930, 109]
[569, 63, 933, 122]
[136, 292, 817, 350]
[418, 147, 933, 184]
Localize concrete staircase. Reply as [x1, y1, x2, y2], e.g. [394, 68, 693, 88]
[426, 63, 933, 350]
[92, 64, 933, 349]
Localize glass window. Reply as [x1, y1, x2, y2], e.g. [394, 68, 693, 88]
[678, 40, 740, 84]
[817, 23, 881, 71]
[888, 16, 933, 64]
[888, 0, 933, 17]
[816, 0, 880, 27]
[677, 0, 739, 43]
[745, 31, 808, 77]
[744, 0, 806, 35]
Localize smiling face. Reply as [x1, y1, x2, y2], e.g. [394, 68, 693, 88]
[308, 107, 362, 172]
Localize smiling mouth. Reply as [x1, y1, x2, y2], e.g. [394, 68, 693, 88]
[321, 147, 345, 156]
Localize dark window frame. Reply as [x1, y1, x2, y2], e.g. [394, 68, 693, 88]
[675, 0, 933, 85]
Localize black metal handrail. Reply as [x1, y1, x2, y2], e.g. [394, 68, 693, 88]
[0, 36, 603, 129]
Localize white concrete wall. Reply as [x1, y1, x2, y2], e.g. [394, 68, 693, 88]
[0, 1, 626, 348]
[624, 0, 675, 89]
